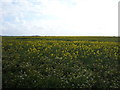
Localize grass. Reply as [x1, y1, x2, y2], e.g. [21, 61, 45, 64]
[2, 36, 120, 88]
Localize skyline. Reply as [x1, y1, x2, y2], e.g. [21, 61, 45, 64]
[1, 0, 119, 36]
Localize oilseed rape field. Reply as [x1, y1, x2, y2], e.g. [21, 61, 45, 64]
[2, 36, 120, 88]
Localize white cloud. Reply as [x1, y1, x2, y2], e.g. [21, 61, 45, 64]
[1, 0, 119, 36]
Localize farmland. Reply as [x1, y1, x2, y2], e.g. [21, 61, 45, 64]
[2, 36, 120, 88]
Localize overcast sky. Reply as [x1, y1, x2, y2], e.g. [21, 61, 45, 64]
[0, 0, 119, 36]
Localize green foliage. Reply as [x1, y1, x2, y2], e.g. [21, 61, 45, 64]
[2, 36, 120, 88]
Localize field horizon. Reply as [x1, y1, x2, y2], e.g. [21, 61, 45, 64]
[2, 36, 120, 88]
